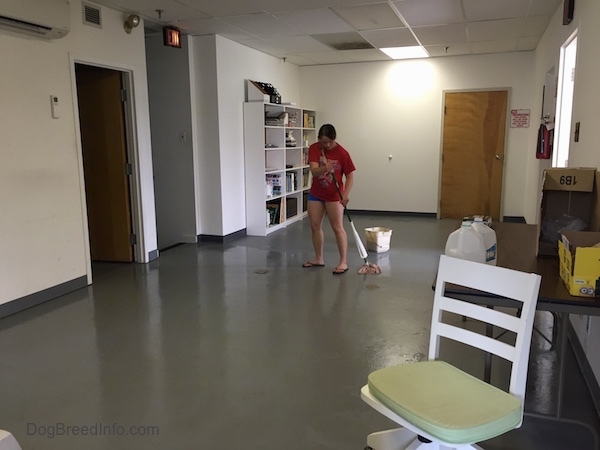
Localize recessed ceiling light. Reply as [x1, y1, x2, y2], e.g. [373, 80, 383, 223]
[380, 46, 429, 60]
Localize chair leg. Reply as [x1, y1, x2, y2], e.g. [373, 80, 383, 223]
[366, 427, 418, 449]
[365, 428, 484, 450]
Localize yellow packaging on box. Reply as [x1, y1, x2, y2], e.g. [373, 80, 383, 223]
[558, 231, 600, 297]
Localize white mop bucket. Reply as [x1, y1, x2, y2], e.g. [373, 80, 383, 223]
[365, 227, 393, 253]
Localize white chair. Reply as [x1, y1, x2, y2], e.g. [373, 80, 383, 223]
[0, 431, 21, 450]
[361, 255, 541, 449]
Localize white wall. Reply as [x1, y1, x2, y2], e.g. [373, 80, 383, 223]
[299, 53, 535, 218]
[146, 33, 196, 249]
[189, 35, 300, 236]
[0, 0, 157, 305]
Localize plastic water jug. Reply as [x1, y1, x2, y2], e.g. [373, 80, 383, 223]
[472, 219, 497, 265]
[444, 221, 486, 263]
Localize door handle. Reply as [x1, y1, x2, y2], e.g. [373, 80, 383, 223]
[495, 154, 502, 160]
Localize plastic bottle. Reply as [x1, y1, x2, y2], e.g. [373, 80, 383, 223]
[445, 221, 486, 263]
[471, 218, 497, 265]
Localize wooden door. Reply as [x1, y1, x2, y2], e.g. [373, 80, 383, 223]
[440, 91, 507, 220]
[76, 65, 133, 262]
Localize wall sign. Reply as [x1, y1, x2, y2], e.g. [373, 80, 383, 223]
[510, 109, 530, 128]
[163, 27, 181, 48]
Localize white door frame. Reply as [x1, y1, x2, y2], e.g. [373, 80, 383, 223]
[69, 54, 146, 283]
[553, 29, 578, 168]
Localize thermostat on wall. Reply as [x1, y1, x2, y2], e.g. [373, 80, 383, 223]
[50, 95, 59, 119]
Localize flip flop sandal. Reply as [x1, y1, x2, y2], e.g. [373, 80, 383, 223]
[303, 261, 325, 268]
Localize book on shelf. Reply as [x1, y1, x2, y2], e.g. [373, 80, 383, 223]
[266, 198, 282, 225]
[303, 114, 314, 128]
[303, 170, 310, 188]
[286, 197, 298, 219]
[286, 172, 297, 193]
[266, 173, 283, 197]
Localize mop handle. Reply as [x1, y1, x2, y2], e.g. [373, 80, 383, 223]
[321, 149, 353, 222]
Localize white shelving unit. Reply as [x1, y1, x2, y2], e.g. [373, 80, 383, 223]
[243, 101, 316, 236]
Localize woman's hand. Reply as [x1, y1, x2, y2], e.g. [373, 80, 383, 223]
[320, 156, 334, 174]
[325, 160, 335, 173]
[340, 195, 349, 207]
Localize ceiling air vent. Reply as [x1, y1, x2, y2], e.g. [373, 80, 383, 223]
[311, 32, 374, 51]
[82, 2, 101, 29]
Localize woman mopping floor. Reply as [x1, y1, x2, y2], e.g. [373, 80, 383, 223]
[302, 124, 380, 275]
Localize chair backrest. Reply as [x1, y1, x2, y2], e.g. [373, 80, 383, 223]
[432, 255, 541, 403]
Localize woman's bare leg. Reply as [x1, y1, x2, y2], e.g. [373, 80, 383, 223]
[306, 200, 326, 265]
[325, 201, 348, 271]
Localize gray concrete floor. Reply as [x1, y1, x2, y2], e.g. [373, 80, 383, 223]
[0, 215, 598, 449]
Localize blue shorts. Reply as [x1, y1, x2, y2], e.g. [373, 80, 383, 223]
[307, 193, 324, 202]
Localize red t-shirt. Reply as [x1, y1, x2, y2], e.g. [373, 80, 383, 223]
[308, 142, 356, 202]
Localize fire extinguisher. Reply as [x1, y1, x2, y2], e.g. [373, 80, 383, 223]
[536, 123, 553, 159]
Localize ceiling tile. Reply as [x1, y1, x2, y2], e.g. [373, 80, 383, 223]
[522, 15, 552, 37]
[299, 51, 358, 65]
[311, 32, 374, 50]
[219, 13, 302, 38]
[176, 17, 255, 39]
[94, 0, 210, 21]
[412, 24, 468, 45]
[333, 3, 404, 31]
[282, 54, 321, 66]
[463, 0, 530, 21]
[236, 38, 286, 56]
[470, 39, 518, 54]
[261, 35, 335, 53]
[180, 0, 376, 17]
[238, 36, 332, 58]
[272, 8, 354, 34]
[391, 0, 465, 26]
[176, 0, 272, 17]
[345, 48, 391, 62]
[92, 0, 559, 65]
[467, 18, 525, 42]
[359, 28, 418, 48]
[516, 36, 540, 51]
[528, 0, 562, 16]
[424, 43, 472, 57]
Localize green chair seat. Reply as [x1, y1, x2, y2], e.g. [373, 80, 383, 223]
[367, 360, 522, 444]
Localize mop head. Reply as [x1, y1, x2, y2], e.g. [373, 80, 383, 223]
[358, 261, 381, 275]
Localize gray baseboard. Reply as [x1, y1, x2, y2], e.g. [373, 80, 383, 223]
[348, 210, 437, 218]
[148, 249, 159, 261]
[198, 228, 247, 244]
[0, 276, 88, 319]
[569, 323, 600, 420]
[502, 216, 527, 223]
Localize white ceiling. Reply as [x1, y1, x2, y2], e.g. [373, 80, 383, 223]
[91, 0, 563, 66]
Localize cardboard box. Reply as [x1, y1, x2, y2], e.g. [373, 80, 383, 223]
[558, 231, 600, 297]
[538, 167, 598, 256]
